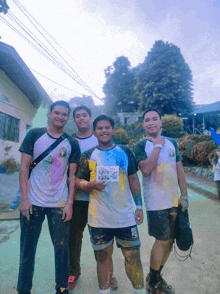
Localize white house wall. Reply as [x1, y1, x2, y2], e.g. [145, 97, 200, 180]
[0, 69, 37, 163]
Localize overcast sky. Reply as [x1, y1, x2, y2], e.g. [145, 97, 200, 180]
[1, 0, 220, 106]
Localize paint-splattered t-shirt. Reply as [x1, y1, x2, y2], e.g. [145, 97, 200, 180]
[76, 145, 138, 228]
[134, 137, 182, 211]
[73, 134, 98, 201]
[19, 128, 81, 207]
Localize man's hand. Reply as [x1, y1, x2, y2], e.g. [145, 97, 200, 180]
[179, 197, 189, 212]
[21, 199, 32, 221]
[147, 128, 165, 146]
[93, 180, 107, 192]
[135, 209, 144, 225]
[62, 203, 73, 222]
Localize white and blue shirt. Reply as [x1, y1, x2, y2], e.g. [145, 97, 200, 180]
[76, 145, 138, 228]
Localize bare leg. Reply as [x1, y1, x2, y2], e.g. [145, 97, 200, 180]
[121, 248, 144, 290]
[150, 239, 173, 270]
[94, 244, 113, 290]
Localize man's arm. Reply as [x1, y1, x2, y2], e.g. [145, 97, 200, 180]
[128, 173, 144, 225]
[19, 153, 32, 220]
[75, 177, 107, 192]
[138, 132, 165, 176]
[176, 161, 189, 211]
[62, 163, 77, 222]
[138, 147, 162, 176]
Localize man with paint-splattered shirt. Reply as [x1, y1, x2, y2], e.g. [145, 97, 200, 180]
[134, 109, 189, 294]
[75, 115, 146, 294]
[17, 101, 81, 294]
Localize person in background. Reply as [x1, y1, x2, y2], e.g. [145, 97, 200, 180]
[17, 100, 81, 294]
[134, 109, 189, 294]
[9, 188, 21, 211]
[68, 106, 118, 293]
[212, 146, 220, 200]
[75, 115, 146, 294]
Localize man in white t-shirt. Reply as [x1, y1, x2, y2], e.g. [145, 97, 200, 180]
[17, 101, 81, 294]
[75, 115, 146, 294]
[68, 106, 118, 293]
[134, 109, 189, 294]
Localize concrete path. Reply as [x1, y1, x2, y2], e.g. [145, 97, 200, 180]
[1, 170, 220, 293]
[1, 186, 220, 294]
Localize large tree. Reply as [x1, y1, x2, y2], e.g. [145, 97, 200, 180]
[0, 0, 9, 14]
[135, 40, 194, 116]
[64, 95, 104, 135]
[69, 95, 95, 109]
[103, 56, 138, 115]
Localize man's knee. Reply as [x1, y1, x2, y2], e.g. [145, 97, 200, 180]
[156, 239, 174, 249]
[94, 245, 113, 263]
[121, 248, 141, 264]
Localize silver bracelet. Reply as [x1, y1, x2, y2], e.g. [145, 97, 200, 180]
[136, 205, 143, 210]
[154, 144, 163, 149]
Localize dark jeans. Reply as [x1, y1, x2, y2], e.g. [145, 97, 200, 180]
[69, 200, 89, 276]
[17, 205, 70, 292]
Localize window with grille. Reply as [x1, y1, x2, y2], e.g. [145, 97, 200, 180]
[0, 112, 20, 142]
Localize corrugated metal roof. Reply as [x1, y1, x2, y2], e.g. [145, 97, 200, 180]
[189, 101, 220, 115]
[0, 41, 52, 108]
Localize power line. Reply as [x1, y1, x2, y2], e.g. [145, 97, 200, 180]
[30, 68, 88, 96]
[11, 0, 103, 100]
[0, 59, 95, 96]
[0, 0, 104, 103]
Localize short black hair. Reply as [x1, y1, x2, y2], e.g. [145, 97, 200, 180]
[73, 106, 92, 119]
[143, 108, 161, 120]
[93, 115, 114, 131]
[50, 100, 71, 115]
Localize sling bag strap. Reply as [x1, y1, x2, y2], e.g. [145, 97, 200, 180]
[29, 133, 68, 177]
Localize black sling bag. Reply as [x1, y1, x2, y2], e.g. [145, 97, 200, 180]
[29, 133, 68, 178]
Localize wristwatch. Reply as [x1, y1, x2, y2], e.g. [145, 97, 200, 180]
[154, 144, 163, 149]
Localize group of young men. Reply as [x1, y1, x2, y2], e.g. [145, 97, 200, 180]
[17, 100, 189, 294]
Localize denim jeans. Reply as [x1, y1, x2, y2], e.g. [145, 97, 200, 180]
[17, 205, 70, 293]
[9, 189, 21, 209]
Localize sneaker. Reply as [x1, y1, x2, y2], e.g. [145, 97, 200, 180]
[110, 275, 118, 290]
[146, 284, 164, 294]
[68, 274, 81, 294]
[146, 274, 175, 294]
[157, 275, 175, 294]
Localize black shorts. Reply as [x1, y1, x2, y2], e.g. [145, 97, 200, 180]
[147, 207, 178, 240]
[215, 180, 220, 187]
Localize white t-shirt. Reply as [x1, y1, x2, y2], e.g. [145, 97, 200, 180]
[214, 159, 220, 181]
[134, 137, 182, 211]
[76, 145, 138, 228]
[19, 128, 81, 207]
[74, 134, 98, 201]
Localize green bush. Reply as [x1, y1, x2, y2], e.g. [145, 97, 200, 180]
[113, 128, 130, 145]
[191, 141, 217, 166]
[179, 139, 196, 151]
[208, 149, 216, 164]
[1, 157, 20, 174]
[162, 114, 184, 138]
[128, 138, 137, 149]
[123, 123, 145, 136]
[184, 135, 213, 143]
[179, 139, 197, 163]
